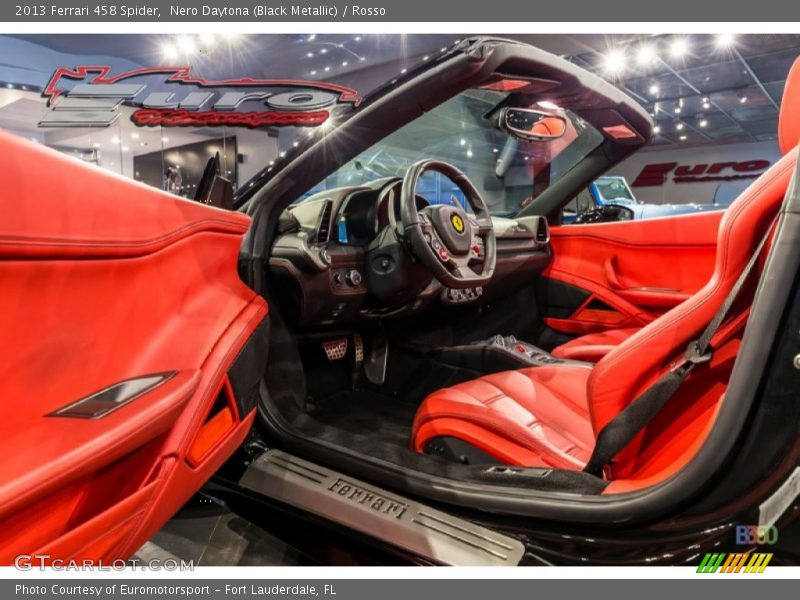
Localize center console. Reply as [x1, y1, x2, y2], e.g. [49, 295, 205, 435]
[429, 334, 592, 374]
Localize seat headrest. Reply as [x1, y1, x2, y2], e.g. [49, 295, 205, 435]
[779, 57, 800, 155]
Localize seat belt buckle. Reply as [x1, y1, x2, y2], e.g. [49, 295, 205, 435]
[683, 340, 712, 366]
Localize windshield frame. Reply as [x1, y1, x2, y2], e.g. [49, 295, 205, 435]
[235, 37, 653, 220]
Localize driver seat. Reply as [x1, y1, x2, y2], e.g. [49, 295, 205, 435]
[411, 57, 800, 489]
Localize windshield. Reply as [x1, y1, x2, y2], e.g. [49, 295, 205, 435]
[298, 87, 605, 216]
[594, 177, 637, 202]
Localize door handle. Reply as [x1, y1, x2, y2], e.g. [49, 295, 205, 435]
[604, 256, 626, 290]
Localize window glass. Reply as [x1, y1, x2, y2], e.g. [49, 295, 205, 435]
[299, 87, 605, 216]
[0, 86, 279, 200]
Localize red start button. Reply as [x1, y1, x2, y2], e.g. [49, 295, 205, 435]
[515, 344, 526, 353]
[438, 248, 449, 261]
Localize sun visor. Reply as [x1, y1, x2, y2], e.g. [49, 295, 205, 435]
[580, 108, 649, 146]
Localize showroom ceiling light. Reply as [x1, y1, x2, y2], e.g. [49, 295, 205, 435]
[716, 33, 736, 49]
[676, 122, 685, 130]
[636, 45, 657, 67]
[310, 70, 317, 76]
[653, 125, 661, 134]
[161, 43, 178, 61]
[342, 61, 348, 67]
[669, 37, 689, 59]
[198, 33, 216, 48]
[680, 134, 688, 140]
[702, 97, 712, 109]
[466, 149, 474, 158]
[699, 118, 709, 128]
[738, 92, 748, 103]
[649, 83, 660, 96]
[602, 49, 627, 75]
[176, 35, 197, 55]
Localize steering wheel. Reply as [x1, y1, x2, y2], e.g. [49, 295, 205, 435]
[400, 160, 496, 288]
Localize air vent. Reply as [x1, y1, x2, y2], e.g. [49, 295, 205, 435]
[535, 217, 550, 244]
[316, 201, 334, 242]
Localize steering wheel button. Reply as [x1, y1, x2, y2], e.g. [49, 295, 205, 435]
[438, 248, 449, 261]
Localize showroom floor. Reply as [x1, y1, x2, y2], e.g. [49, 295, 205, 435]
[133, 499, 306, 566]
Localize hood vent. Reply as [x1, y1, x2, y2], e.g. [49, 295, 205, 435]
[316, 201, 334, 242]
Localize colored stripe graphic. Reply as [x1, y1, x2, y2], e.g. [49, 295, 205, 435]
[697, 553, 772, 573]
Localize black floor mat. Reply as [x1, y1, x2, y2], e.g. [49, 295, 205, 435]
[305, 390, 416, 451]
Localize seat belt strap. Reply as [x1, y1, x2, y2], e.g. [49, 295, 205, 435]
[583, 210, 780, 478]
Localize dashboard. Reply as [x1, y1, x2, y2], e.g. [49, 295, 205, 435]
[269, 177, 552, 329]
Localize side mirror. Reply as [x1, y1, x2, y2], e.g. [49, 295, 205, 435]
[203, 174, 234, 210]
[195, 152, 234, 210]
[499, 108, 567, 141]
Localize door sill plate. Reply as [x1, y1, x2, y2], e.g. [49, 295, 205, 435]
[240, 450, 525, 566]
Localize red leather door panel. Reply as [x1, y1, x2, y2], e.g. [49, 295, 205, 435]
[542, 212, 722, 335]
[0, 131, 267, 564]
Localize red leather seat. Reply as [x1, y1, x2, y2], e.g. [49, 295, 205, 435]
[551, 328, 639, 362]
[548, 59, 800, 365]
[412, 57, 800, 489]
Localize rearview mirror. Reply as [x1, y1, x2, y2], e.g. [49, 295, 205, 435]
[499, 108, 567, 141]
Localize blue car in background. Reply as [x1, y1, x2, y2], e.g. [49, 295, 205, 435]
[563, 175, 735, 224]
